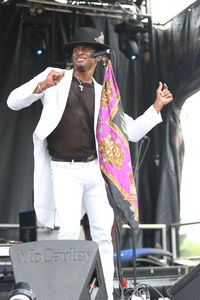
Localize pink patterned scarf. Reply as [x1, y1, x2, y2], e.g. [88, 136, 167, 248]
[96, 60, 138, 226]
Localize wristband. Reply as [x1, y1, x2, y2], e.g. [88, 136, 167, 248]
[37, 83, 45, 92]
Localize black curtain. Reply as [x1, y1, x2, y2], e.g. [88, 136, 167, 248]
[153, 0, 200, 109]
[0, 2, 200, 249]
[140, 0, 200, 248]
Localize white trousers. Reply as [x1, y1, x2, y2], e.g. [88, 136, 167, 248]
[51, 159, 114, 300]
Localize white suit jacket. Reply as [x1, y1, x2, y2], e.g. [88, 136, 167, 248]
[7, 67, 162, 228]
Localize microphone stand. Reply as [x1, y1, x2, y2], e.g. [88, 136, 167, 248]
[114, 216, 139, 299]
[100, 56, 125, 299]
[100, 54, 145, 299]
[129, 220, 151, 299]
[114, 214, 124, 299]
[130, 225, 138, 292]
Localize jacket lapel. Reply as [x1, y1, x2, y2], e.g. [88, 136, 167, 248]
[34, 69, 73, 140]
[93, 80, 102, 131]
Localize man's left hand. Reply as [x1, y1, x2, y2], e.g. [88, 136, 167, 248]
[153, 81, 173, 113]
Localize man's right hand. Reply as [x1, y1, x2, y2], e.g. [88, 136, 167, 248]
[33, 70, 65, 94]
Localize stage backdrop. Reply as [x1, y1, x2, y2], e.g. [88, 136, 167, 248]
[0, 1, 199, 248]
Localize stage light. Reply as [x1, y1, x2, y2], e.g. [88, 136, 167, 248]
[115, 32, 140, 60]
[8, 282, 36, 300]
[29, 31, 47, 55]
[115, 20, 144, 36]
[36, 49, 43, 55]
[125, 38, 140, 60]
[115, 20, 144, 60]
[23, 15, 50, 56]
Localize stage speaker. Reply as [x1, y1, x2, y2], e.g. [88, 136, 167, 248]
[19, 210, 37, 242]
[167, 263, 200, 300]
[9, 240, 107, 300]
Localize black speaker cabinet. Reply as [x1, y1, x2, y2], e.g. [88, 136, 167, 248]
[168, 263, 200, 300]
[9, 240, 107, 300]
[19, 210, 37, 242]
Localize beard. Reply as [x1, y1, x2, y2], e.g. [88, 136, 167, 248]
[74, 64, 88, 72]
[73, 57, 98, 73]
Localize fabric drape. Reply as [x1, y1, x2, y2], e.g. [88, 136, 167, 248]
[96, 60, 138, 228]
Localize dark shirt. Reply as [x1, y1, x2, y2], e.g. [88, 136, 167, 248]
[47, 76, 97, 159]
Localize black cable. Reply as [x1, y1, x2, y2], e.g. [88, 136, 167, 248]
[144, 284, 166, 300]
[124, 282, 166, 300]
[134, 136, 150, 175]
[111, 49, 117, 77]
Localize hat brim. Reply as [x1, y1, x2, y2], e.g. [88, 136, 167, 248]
[63, 41, 111, 53]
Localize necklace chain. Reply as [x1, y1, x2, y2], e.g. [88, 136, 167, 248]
[73, 75, 92, 91]
[75, 76, 84, 91]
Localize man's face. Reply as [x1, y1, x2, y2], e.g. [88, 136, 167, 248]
[72, 45, 97, 73]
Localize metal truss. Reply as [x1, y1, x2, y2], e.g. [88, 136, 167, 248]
[1, 0, 151, 21]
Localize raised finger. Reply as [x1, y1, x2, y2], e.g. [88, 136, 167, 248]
[163, 83, 168, 91]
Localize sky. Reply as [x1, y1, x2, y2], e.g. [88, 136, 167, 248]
[179, 93, 200, 243]
[151, 0, 196, 24]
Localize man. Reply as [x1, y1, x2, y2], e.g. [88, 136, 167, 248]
[7, 27, 173, 299]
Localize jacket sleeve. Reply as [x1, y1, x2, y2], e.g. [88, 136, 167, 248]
[7, 67, 52, 111]
[125, 105, 162, 142]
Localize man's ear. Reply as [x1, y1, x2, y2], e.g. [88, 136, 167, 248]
[96, 56, 102, 62]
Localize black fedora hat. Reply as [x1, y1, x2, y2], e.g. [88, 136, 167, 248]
[63, 27, 111, 52]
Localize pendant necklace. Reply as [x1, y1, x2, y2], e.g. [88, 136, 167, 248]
[74, 75, 93, 92]
[74, 76, 84, 91]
